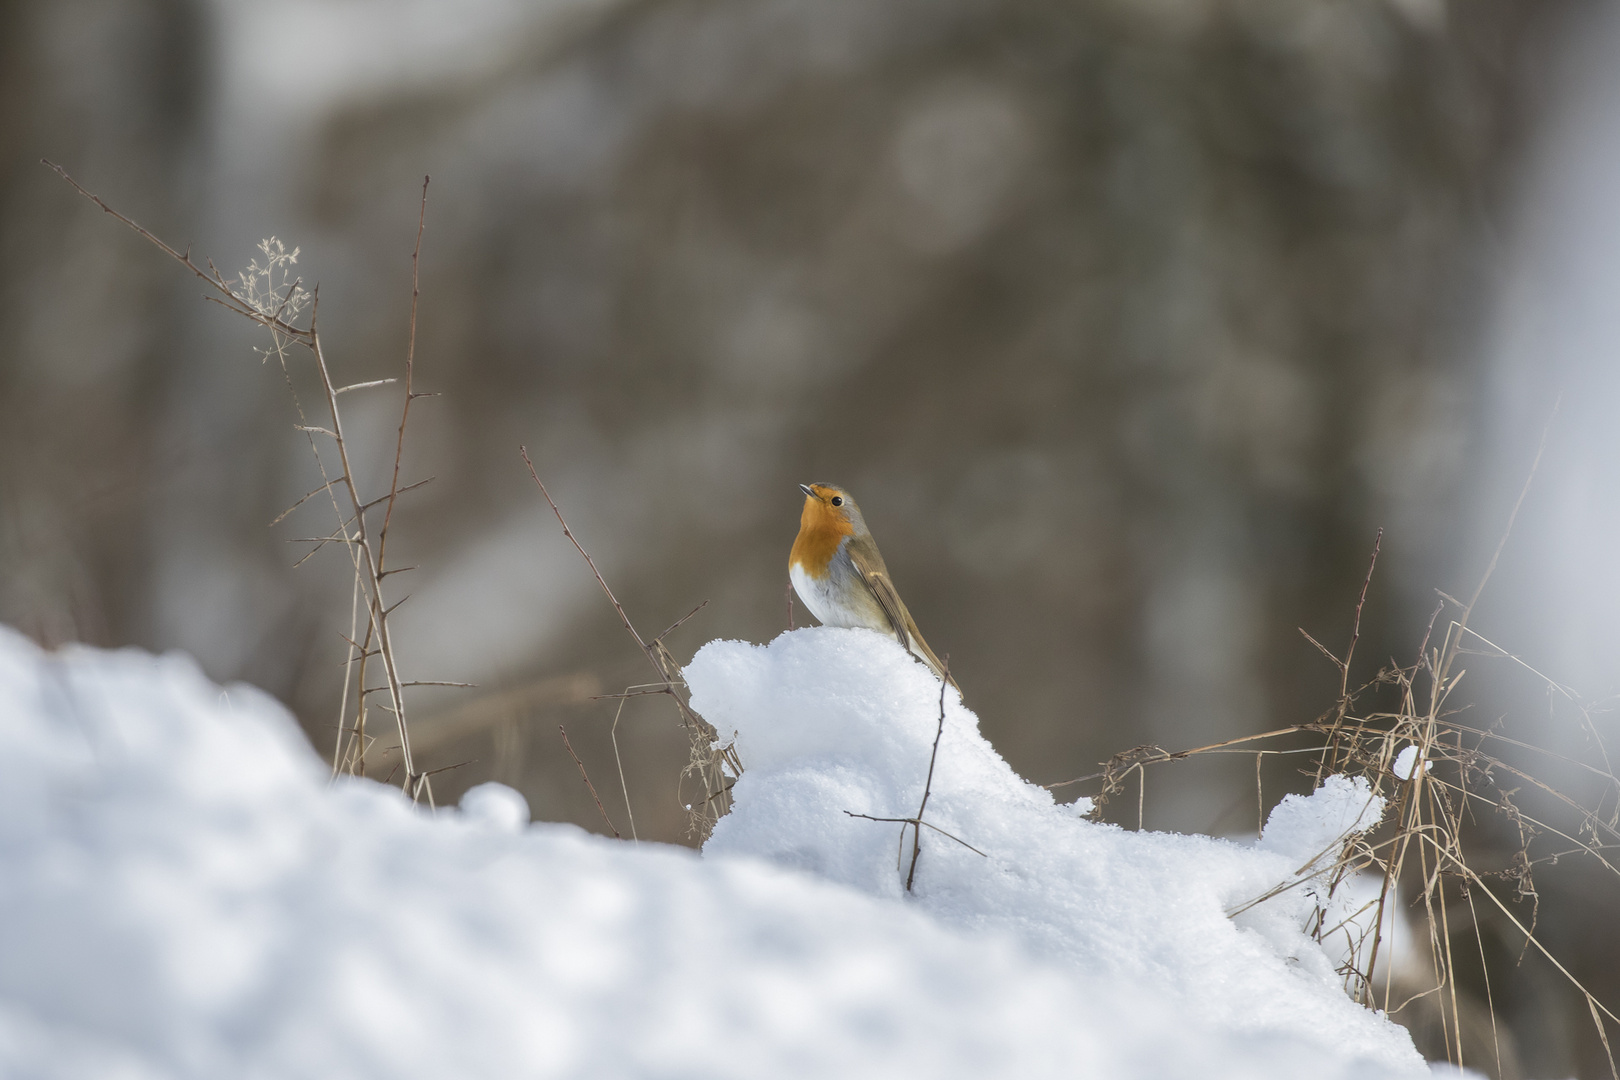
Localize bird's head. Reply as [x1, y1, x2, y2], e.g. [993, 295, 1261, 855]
[797, 482, 866, 536]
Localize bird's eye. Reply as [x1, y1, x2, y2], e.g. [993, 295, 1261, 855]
[830, 496, 843, 506]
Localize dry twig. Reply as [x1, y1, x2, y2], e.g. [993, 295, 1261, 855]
[519, 446, 740, 838]
[845, 658, 984, 891]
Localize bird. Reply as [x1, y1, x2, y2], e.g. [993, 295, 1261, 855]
[789, 482, 953, 684]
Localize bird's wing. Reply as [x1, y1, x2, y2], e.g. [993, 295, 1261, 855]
[846, 537, 954, 686]
[846, 536, 910, 648]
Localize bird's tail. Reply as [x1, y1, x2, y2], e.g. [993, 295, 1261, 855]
[905, 620, 958, 691]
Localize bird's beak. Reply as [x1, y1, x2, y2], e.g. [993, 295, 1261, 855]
[798, 483, 814, 498]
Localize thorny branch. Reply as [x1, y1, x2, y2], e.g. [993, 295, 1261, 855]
[47, 160, 452, 800]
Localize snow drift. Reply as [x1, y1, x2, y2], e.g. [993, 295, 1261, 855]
[692, 627, 1421, 1073]
[0, 624, 1426, 1077]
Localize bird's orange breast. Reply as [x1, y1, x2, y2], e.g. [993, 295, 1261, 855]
[789, 499, 854, 578]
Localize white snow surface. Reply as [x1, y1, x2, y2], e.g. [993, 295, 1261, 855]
[691, 627, 1426, 1077]
[1392, 745, 1433, 781]
[0, 623, 1425, 1078]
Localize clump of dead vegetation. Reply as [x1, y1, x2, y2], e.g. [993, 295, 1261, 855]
[1052, 441, 1620, 1079]
[46, 162, 466, 802]
[46, 161, 739, 837]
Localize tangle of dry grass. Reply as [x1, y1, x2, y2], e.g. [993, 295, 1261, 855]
[1049, 430, 1620, 1078]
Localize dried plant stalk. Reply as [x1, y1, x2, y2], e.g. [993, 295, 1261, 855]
[47, 161, 451, 801]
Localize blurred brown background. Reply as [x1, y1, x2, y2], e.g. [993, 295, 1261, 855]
[7, 0, 1620, 1074]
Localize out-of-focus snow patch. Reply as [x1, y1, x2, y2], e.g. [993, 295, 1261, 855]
[1428, 1064, 1493, 1080]
[458, 781, 531, 832]
[690, 626, 1427, 1077]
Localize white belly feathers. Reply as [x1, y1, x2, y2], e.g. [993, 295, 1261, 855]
[790, 560, 853, 628]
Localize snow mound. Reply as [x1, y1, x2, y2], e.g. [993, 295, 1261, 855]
[0, 628, 1079, 1079]
[0, 622, 1422, 1078]
[690, 627, 1423, 1076]
[1259, 773, 1385, 872]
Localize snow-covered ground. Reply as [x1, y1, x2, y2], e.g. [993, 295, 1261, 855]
[0, 624, 1428, 1078]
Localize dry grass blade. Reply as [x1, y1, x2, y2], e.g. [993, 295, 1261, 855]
[610, 692, 639, 844]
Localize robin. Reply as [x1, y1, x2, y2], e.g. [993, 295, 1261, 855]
[789, 482, 953, 684]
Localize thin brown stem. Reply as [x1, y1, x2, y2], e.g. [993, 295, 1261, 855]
[518, 448, 716, 739]
[377, 176, 430, 572]
[905, 657, 954, 891]
[559, 725, 620, 839]
[609, 693, 638, 843]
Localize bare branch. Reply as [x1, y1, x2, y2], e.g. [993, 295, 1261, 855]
[376, 175, 430, 573]
[361, 476, 435, 513]
[519, 446, 717, 741]
[906, 656, 954, 890]
[656, 600, 710, 644]
[269, 477, 348, 527]
[1342, 528, 1382, 698]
